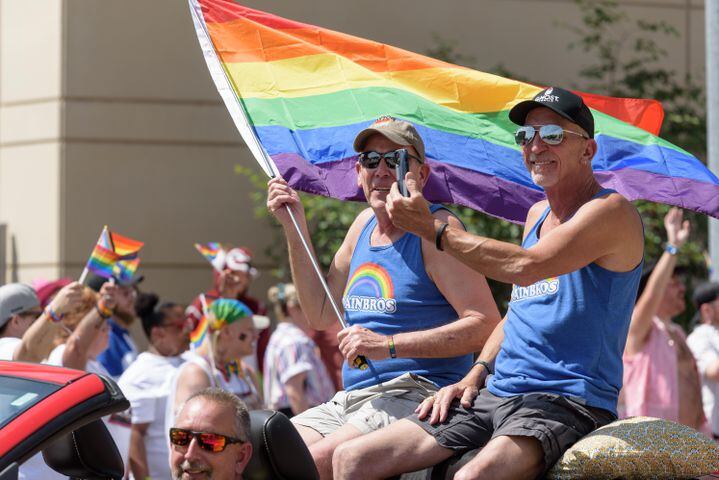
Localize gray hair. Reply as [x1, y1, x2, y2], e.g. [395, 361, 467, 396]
[178, 387, 251, 442]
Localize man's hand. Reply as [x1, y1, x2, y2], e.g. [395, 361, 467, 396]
[385, 172, 435, 241]
[337, 325, 390, 362]
[267, 177, 306, 229]
[415, 380, 480, 425]
[664, 207, 690, 248]
[99, 282, 119, 311]
[49, 282, 84, 315]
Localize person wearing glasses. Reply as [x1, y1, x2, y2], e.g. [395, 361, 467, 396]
[118, 293, 190, 480]
[332, 87, 645, 480]
[170, 387, 253, 480]
[0, 281, 83, 362]
[167, 298, 268, 438]
[267, 116, 501, 478]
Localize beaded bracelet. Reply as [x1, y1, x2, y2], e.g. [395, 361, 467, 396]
[44, 307, 63, 324]
[95, 300, 113, 319]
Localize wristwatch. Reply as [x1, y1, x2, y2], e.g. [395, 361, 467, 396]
[665, 243, 678, 255]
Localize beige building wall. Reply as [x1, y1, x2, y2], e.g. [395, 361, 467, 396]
[0, 0, 707, 302]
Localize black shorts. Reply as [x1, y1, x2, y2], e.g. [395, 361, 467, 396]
[409, 388, 616, 471]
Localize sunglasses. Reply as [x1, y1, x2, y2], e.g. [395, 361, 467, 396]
[169, 428, 245, 453]
[514, 124, 589, 146]
[358, 149, 421, 169]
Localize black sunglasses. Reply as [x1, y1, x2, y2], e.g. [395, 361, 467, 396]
[514, 124, 589, 146]
[358, 149, 421, 169]
[169, 427, 245, 453]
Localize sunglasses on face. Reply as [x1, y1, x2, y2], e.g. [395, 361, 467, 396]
[169, 427, 245, 453]
[514, 124, 589, 146]
[358, 149, 421, 169]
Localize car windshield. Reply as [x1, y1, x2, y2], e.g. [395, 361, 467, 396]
[0, 376, 60, 429]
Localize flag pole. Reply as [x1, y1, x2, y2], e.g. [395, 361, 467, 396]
[189, 0, 368, 369]
[79, 226, 108, 285]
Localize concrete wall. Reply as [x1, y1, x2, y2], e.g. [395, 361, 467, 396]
[0, 0, 707, 303]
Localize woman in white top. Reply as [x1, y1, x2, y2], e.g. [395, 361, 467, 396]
[118, 292, 189, 480]
[167, 298, 268, 433]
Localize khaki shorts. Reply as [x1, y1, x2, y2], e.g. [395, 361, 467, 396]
[291, 372, 438, 436]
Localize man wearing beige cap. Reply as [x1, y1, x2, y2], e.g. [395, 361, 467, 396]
[267, 116, 500, 479]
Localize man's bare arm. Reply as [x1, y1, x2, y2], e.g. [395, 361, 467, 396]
[396, 211, 500, 357]
[14, 282, 84, 362]
[387, 177, 642, 286]
[268, 177, 367, 330]
[417, 316, 508, 424]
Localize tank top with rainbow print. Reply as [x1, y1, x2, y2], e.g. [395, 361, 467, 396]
[342, 205, 471, 391]
[487, 189, 642, 415]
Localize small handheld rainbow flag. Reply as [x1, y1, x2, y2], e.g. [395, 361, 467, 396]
[85, 244, 120, 279]
[80, 226, 144, 283]
[190, 314, 210, 349]
[113, 257, 141, 284]
[194, 242, 225, 272]
[101, 227, 144, 259]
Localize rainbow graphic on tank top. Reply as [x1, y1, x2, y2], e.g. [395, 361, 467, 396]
[343, 262, 397, 313]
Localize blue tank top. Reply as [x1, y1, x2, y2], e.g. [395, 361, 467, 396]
[342, 205, 472, 391]
[487, 190, 642, 414]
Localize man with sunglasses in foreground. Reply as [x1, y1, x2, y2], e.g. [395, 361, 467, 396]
[267, 116, 501, 479]
[332, 87, 645, 480]
[170, 388, 253, 480]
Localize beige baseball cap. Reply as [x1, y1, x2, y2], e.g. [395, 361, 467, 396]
[353, 116, 425, 162]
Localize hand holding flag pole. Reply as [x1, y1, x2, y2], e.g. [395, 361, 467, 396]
[189, 0, 368, 370]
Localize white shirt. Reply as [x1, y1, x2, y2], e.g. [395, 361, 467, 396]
[0, 337, 20, 360]
[687, 323, 719, 435]
[118, 351, 185, 480]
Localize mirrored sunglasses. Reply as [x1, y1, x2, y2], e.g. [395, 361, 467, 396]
[358, 148, 421, 169]
[169, 427, 245, 453]
[514, 124, 589, 146]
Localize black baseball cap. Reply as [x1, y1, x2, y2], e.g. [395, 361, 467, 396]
[509, 87, 595, 138]
[693, 282, 719, 309]
[86, 272, 144, 292]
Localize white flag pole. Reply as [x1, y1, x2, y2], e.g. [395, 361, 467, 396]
[188, 1, 349, 331]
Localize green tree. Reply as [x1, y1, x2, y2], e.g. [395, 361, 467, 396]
[563, 0, 708, 328]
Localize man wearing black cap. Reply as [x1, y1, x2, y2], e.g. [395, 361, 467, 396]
[687, 282, 719, 439]
[333, 88, 645, 480]
[267, 116, 501, 479]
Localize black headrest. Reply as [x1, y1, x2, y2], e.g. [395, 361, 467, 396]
[42, 419, 124, 480]
[245, 410, 319, 480]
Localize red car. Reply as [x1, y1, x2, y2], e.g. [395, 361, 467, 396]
[0, 361, 128, 480]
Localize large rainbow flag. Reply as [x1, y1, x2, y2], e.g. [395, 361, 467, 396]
[189, 0, 719, 222]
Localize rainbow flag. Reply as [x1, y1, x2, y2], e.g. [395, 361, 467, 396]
[86, 244, 120, 279]
[113, 257, 141, 284]
[190, 314, 210, 349]
[189, 0, 719, 221]
[194, 242, 225, 271]
[100, 227, 144, 259]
